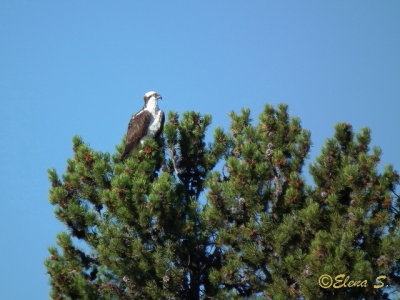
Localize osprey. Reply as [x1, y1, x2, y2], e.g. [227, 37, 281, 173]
[121, 91, 165, 160]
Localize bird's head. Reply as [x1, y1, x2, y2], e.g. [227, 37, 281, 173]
[144, 91, 162, 106]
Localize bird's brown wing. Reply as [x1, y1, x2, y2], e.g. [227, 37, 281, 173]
[121, 110, 151, 160]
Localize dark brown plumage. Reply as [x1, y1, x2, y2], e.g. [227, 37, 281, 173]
[121, 110, 152, 160]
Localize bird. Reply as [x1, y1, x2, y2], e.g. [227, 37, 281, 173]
[121, 91, 165, 160]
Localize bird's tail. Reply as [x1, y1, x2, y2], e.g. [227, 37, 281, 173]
[121, 150, 129, 161]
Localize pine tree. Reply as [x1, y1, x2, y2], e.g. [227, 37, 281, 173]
[45, 105, 400, 299]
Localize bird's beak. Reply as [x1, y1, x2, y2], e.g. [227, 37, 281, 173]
[157, 94, 162, 100]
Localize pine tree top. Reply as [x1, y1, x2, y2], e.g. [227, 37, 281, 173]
[45, 105, 400, 300]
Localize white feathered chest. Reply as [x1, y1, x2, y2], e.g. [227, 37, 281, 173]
[142, 99, 163, 142]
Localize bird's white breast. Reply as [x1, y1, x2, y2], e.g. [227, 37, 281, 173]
[139, 97, 162, 145]
[141, 101, 162, 143]
[146, 110, 162, 137]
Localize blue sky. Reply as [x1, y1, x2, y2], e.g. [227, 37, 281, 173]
[0, 1, 399, 299]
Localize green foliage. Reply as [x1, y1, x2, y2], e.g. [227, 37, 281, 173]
[46, 107, 400, 299]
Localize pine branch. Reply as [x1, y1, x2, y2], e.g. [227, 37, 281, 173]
[169, 146, 183, 183]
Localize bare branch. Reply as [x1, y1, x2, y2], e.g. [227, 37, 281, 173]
[169, 146, 183, 183]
